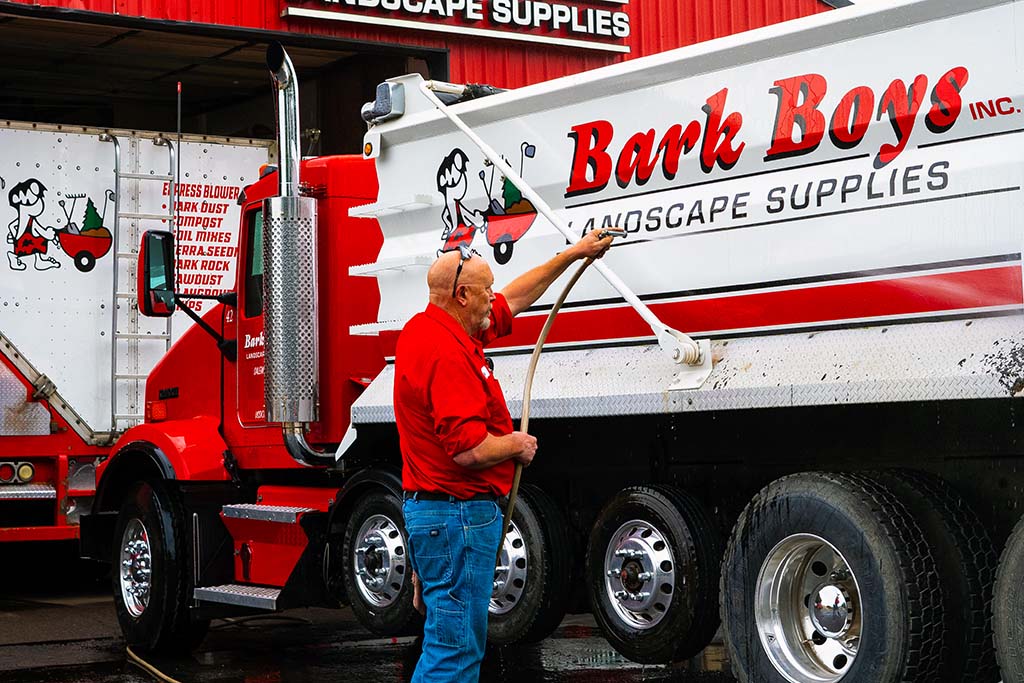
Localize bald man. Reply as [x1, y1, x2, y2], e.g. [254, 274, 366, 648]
[395, 230, 616, 683]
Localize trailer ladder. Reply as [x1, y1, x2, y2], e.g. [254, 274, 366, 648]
[99, 133, 175, 431]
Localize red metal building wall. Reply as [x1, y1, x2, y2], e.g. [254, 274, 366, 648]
[11, 0, 829, 87]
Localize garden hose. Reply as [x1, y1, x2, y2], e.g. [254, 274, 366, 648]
[498, 254, 596, 560]
[126, 646, 182, 683]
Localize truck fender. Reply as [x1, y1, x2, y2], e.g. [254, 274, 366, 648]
[95, 417, 230, 512]
[329, 468, 402, 531]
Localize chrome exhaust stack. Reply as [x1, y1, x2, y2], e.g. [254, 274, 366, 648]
[264, 43, 325, 466]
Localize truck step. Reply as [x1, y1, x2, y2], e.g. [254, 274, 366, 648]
[0, 484, 56, 500]
[222, 503, 314, 524]
[194, 584, 280, 610]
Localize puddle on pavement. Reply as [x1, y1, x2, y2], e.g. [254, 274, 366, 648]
[3, 619, 734, 683]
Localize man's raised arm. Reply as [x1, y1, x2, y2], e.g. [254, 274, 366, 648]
[500, 229, 619, 316]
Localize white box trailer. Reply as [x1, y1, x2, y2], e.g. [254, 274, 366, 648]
[349, 1, 1024, 681]
[0, 121, 269, 541]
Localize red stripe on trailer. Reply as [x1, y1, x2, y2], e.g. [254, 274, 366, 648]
[491, 265, 1024, 348]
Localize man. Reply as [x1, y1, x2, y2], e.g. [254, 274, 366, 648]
[395, 229, 617, 682]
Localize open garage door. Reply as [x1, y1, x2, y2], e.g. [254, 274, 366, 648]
[0, 5, 447, 155]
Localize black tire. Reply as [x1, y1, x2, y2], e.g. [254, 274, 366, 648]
[722, 472, 944, 683]
[111, 480, 208, 653]
[74, 251, 95, 272]
[493, 241, 513, 265]
[586, 485, 721, 664]
[488, 484, 572, 645]
[341, 489, 420, 636]
[874, 470, 998, 683]
[995, 515, 1024, 683]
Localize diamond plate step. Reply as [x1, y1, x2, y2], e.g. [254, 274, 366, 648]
[193, 584, 280, 610]
[222, 503, 314, 523]
[0, 484, 56, 500]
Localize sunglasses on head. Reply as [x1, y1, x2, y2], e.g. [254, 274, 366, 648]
[450, 244, 481, 298]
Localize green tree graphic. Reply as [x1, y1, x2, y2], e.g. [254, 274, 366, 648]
[502, 177, 522, 210]
[82, 198, 102, 230]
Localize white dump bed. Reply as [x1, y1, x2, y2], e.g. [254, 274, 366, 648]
[351, 0, 1024, 422]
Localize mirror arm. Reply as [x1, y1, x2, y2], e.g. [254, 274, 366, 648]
[172, 294, 237, 362]
[180, 291, 238, 306]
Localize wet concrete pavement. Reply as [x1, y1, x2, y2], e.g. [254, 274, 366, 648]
[1, 542, 735, 683]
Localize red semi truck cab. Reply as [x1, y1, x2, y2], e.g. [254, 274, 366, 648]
[81, 152, 415, 652]
[134, 156, 385, 461]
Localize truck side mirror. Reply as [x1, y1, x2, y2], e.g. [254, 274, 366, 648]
[138, 230, 177, 317]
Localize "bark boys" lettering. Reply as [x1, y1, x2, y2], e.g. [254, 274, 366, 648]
[564, 67, 969, 198]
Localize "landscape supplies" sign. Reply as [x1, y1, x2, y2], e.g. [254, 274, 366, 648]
[283, 0, 631, 53]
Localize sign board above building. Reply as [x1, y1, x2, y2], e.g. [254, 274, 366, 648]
[283, 0, 631, 53]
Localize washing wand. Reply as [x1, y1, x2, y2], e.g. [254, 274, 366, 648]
[498, 228, 621, 561]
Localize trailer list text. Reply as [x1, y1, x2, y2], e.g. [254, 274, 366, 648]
[163, 182, 241, 310]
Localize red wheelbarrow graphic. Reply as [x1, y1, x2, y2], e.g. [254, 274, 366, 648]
[55, 192, 114, 272]
[485, 205, 536, 265]
[479, 142, 538, 265]
[57, 228, 112, 272]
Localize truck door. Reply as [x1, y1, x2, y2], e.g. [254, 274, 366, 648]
[235, 205, 267, 426]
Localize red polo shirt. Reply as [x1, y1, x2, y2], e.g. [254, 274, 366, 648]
[394, 294, 515, 498]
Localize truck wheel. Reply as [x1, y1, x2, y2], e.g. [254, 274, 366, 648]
[875, 470, 998, 682]
[341, 489, 419, 635]
[493, 241, 513, 265]
[112, 480, 208, 653]
[995, 515, 1024, 683]
[586, 485, 721, 663]
[488, 484, 572, 645]
[721, 472, 944, 683]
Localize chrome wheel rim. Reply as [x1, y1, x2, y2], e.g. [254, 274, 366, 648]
[353, 513, 407, 608]
[602, 519, 676, 630]
[755, 534, 862, 683]
[119, 518, 152, 618]
[490, 520, 527, 615]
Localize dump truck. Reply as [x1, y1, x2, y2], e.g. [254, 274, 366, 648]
[0, 121, 269, 543]
[82, 1, 1024, 682]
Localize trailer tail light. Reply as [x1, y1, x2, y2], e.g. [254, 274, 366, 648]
[0, 462, 33, 484]
[16, 463, 34, 483]
[146, 400, 168, 422]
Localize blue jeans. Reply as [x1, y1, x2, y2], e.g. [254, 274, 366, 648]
[403, 497, 503, 683]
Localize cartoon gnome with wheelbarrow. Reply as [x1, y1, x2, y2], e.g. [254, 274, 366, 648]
[437, 142, 538, 264]
[6, 179, 62, 271]
[5, 180, 114, 273]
